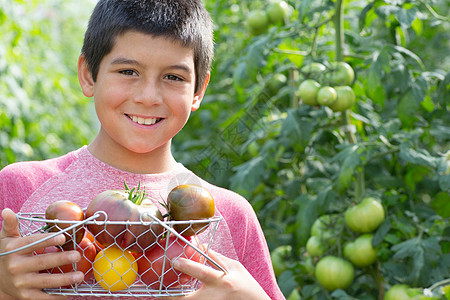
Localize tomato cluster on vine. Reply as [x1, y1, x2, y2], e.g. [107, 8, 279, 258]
[297, 61, 357, 112]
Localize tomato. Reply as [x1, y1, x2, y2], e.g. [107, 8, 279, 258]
[345, 197, 385, 233]
[93, 246, 138, 292]
[266, 73, 288, 95]
[53, 236, 96, 280]
[385, 284, 413, 300]
[310, 214, 343, 246]
[270, 245, 292, 277]
[247, 10, 268, 35]
[287, 288, 301, 300]
[45, 200, 85, 251]
[329, 86, 356, 112]
[315, 256, 354, 291]
[301, 62, 326, 81]
[36, 235, 97, 282]
[343, 233, 378, 267]
[86, 183, 164, 253]
[267, 1, 290, 24]
[317, 86, 337, 106]
[167, 184, 215, 236]
[85, 229, 105, 252]
[136, 235, 203, 288]
[328, 61, 355, 86]
[298, 79, 321, 106]
[306, 236, 325, 257]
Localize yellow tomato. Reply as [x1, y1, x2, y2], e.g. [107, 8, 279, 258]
[93, 246, 138, 292]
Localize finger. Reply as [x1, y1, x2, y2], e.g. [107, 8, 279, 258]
[0, 208, 21, 238]
[173, 257, 224, 284]
[21, 271, 84, 290]
[4, 233, 66, 256]
[12, 250, 81, 274]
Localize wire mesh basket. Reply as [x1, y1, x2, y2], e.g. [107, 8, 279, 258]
[3, 211, 223, 297]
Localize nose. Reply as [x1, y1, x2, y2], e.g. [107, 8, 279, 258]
[133, 78, 163, 106]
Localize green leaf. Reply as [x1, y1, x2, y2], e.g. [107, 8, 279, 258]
[230, 156, 266, 197]
[245, 35, 270, 81]
[432, 192, 450, 218]
[399, 145, 438, 169]
[393, 6, 418, 28]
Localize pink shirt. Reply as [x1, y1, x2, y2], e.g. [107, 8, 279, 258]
[0, 146, 285, 299]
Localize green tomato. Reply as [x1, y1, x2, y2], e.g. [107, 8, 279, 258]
[385, 284, 413, 300]
[345, 197, 385, 233]
[298, 79, 320, 106]
[310, 214, 343, 246]
[317, 86, 337, 106]
[247, 10, 269, 35]
[329, 62, 355, 86]
[301, 62, 326, 81]
[306, 235, 325, 257]
[287, 288, 301, 300]
[328, 86, 356, 112]
[315, 256, 354, 291]
[343, 233, 378, 267]
[267, 73, 288, 94]
[267, 1, 290, 24]
[270, 245, 292, 277]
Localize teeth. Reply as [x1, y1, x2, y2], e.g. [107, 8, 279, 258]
[130, 115, 158, 125]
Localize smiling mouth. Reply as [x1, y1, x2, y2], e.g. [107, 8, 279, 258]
[126, 114, 162, 125]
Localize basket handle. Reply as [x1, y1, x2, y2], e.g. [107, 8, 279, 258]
[147, 214, 227, 274]
[0, 213, 101, 257]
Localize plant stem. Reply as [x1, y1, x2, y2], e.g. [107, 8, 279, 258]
[334, 0, 344, 62]
[334, 0, 365, 200]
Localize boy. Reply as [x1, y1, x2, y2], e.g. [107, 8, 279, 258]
[0, 0, 285, 299]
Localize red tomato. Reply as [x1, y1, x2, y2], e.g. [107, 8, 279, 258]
[86, 187, 164, 253]
[136, 235, 204, 289]
[45, 200, 85, 251]
[36, 235, 97, 281]
[85, 229, 105, 252]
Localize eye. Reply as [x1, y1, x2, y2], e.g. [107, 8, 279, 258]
[119, 70, 138, 76]
[165, 74, 183, 81]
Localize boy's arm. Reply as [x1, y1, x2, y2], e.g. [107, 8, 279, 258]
[0, 208, 84, 300]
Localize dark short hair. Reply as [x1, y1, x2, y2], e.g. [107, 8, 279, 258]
[81, 0, 214, 92]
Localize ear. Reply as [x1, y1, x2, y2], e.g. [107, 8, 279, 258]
[191, 72, 210, 111]
[78, 55, 95, 98]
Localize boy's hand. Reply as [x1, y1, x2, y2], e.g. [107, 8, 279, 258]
[169, 248, 271, 300]
[0, 208, 84, 300]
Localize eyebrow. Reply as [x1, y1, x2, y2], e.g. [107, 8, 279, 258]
[110, 57, 193, 74]
[111, 57, 141, 66]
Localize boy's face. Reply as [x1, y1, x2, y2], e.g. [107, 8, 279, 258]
[78, 31, 208, 156]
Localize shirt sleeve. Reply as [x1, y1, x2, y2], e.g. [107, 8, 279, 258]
[218, 191, 286, 300]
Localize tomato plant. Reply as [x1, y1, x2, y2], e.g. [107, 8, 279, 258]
[136, 235, 203, 288]
[315, 256, 354, 291]
[343, 233, 378, 268]
[270, 245, 292, 276]
[316, 86, 337, 106]
[86, 182, 164, 252]
[345, 197, 385, 233]
[298, 79, 321, 106]
[247, 10, 269, 35]
[385, 284, 414, 300]
[328, 85, 355, 112]
[93, 246, 138, 292]
[328, 62, 355, 86]
[45, 200, 85, 251]
[167, 184, 215, 236]
[305, 235, 325, 257]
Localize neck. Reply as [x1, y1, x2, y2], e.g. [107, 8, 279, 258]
[87, 135, 178, 174]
